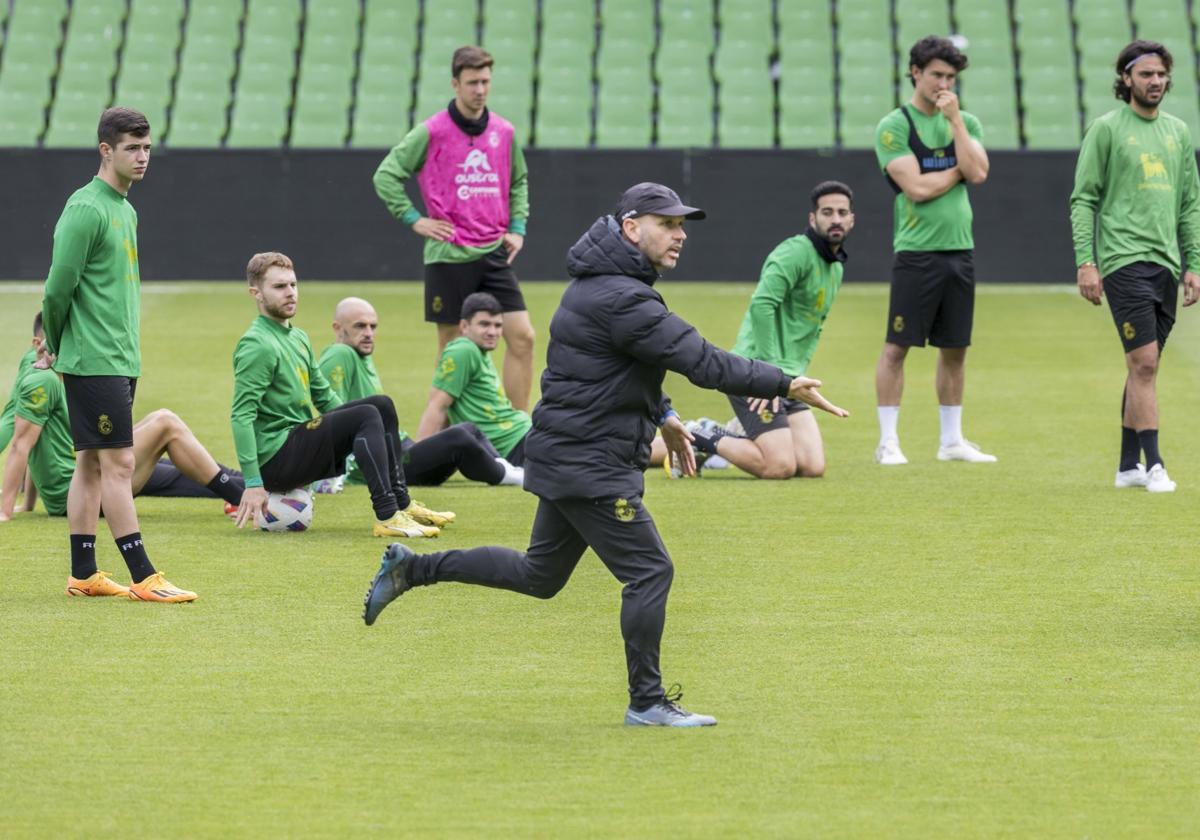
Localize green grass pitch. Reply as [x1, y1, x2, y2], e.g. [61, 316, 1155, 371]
[0, 280, 1197, 837]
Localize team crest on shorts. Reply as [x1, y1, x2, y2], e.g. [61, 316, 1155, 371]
[432, 296, 443, 314]
[759, 409, 775, 423]
[98, 414, 113, 435]
[1122, 322, 1137, 340]
[614, 498, 635, 522]
[893, 315, 905, 333]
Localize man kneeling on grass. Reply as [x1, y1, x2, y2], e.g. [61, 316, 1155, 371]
[230, 251, 451, 538]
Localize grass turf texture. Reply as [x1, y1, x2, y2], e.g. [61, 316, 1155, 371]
[1, 280, 1197, 837]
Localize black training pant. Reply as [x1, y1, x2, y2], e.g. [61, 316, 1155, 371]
[401, 423, 505, 486]
[261, 396, 409, 518]
[404, 493, 674, 708]
[136, 460, 243, 499]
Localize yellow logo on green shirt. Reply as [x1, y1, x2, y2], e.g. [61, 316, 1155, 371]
[439, 356, 456, 378]
[25, 386, 48, 412]
[1140, 153, 1168, 181]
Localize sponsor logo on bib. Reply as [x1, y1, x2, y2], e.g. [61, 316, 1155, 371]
[454, 148, 501, 201]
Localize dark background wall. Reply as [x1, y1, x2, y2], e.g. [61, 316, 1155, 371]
[0, 148, 1079, 283]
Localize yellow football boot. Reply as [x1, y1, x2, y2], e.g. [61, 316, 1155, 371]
[66, 571, 130, 598]
[127, 572, 197, 603]
[373, 510, 440, 538]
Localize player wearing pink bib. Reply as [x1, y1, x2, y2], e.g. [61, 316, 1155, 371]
[373, 46, 535, 412]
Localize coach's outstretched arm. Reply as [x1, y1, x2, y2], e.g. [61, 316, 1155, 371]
[609, 284, 849, 417]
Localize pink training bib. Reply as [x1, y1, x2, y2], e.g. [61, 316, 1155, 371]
[417, 110, 514, 248]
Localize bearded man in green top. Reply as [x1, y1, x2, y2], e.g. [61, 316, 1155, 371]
[317, 297, 523, 488]
[678, 182, 855, 479]
[1071, 40, 1200, 494]
[39, 107, 195, 602]
[873, 36, 995, 468]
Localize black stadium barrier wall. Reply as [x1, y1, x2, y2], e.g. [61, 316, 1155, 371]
[0, 149, 1085, 284]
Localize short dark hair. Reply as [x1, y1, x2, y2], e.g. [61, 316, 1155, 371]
[460, 292, 502, 322]
[453, 46, 494, 78]
[811, 181, 854, 209]
[33, 311, 43, 336]
[908, 36, 968, 85]
[97, 106, 149, 147]
[1114, 40, 1173, 102]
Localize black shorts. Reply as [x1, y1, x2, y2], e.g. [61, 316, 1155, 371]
[726, 393, 808, 440]
[62, 374, 137, 450]
[424, 246, 525, 324]
[260, 416, 349, 492]
[505, 433, 527, 467]
[886, 250, 975, 348]
[1104, 261, 1177, 353]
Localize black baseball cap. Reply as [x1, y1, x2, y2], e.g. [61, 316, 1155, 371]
[614, 182, 706, 221]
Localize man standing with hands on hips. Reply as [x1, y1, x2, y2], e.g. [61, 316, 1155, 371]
[362, 183, 849, 728]
[373, 45, 535, 412]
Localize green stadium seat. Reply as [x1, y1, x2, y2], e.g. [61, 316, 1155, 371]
[718, 81, 774, 148]
[594, 91, 653, 148]
[535, 3, 592, 148]
[895, 0, 952, 54]
[292, 0, 359, 148]
[486, 0, 537, 42]
[354, 0, 418, 143]
[660, 0, 713, 41]
[657, 86, 713, 147]
[169, 0, 241, 146]
[228, 91, 289, 147]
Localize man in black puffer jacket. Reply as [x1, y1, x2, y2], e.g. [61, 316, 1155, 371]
[363, 183, 848, 727]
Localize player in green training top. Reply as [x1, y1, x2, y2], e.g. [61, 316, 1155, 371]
[0, 312, 246, 521]
[231, 252, 451, 539]
[317, 297, 523, 488]
[373, 45, 536, 413]
[874, 36, 994, 467]
[417, 292, 533, 463]
[39, 107, 195, 602]
[680, 182, 855, 479]
[1070, 40, 1200, 493]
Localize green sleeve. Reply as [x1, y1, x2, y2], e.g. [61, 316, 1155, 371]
[430, 342, 475, 399]
[41, 204, 101, 357]
[964, 112, 984, 143]
[748, 244, 805, 368]
[307, 346, 342, 414]
[14, 370, 56, 427]
[874, 110, 911, 172]
[1177, 124, 1200, 269]
[318, 344, 355, 403]
[1070, 120, 1110, 267]
[372, 123, 430, 227]
[230, 336, 274, 487]
[509, 138, 529, 235]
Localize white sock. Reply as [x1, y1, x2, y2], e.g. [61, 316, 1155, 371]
[496, 457, 525, 486]
[939, 405, 963, 448]
[877, 406, 900, 446]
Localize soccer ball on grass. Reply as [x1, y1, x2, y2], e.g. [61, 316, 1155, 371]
[256, 488, 314, 532]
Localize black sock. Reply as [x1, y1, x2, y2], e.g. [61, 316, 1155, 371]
[70, 534, 98, 580]
[115, 532, 155, 583]
[1138, 429, 1163, 469]
[1119, 427, 1140, 472]
[206, 466, 244, 505]
[690, 426, 726, 455]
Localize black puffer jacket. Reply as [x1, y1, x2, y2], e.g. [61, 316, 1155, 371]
[523, 216, 792, 500]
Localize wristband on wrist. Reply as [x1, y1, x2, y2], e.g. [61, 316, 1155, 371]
[658, 409, 679, 427]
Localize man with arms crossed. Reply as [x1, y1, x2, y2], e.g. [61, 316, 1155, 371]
[318, 296, 523, 487]
[231, 253, 448, 538]
[40, 107, 195, 601]
[363, 183, 849, 727]
[1, 314, 245, 520]
[1070, 40, 1200, 492]
[874, 36, 994, 466]
[373, 45, 535, 412]
[682, 181, 855, 479]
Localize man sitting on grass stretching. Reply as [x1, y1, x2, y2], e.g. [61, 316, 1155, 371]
[230, 252, 449, 538]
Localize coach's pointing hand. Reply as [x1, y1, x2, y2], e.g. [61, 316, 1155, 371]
[1077, 263, 1103, 305]
[413, 217, 455, 242]
[787, 376, 849, 418]
[235, 486, 270, 529]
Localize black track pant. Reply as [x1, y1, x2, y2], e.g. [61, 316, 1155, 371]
[136, 460, 243, 500]
[402, 423, 505, 486]
[404, 493, 673, 708]
[261, 396, 409, 519]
